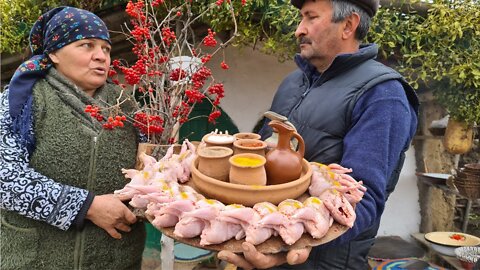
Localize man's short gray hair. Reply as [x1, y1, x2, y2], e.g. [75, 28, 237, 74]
[331, 0, 372, 40]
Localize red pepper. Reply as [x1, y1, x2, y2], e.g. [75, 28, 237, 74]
[450, 234, 465, 241]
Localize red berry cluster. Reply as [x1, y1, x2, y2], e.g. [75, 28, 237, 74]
[108, 69, 117, 77]
[85, 105, 104, 122]
[172, 102, 190, 124]
[220, 61, 229, 70]
[103, 115, 127, 130]
[118, 57, 147, 85]
[201, 54, 212, 63]
[215, 0, 231, 6]
[169, 68, 187, 81]
[133, 113, 165, 135]
[112, 59, 121, 68]
[203, 29, 217, 47]
[191, 66, 212, 90]
[126, 1, 146, 23]
[208, 83, 225, 105]
[120, 66, 141, 85]
[185, 89, 205, 104]
[151, 0, 164, 7]
[159, 56, 169, 64]
[131, 25, 151, 41]
[208, 110, 222, 123]
[162, 27, 176, 46]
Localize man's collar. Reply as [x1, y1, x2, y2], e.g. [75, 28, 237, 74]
[295, 43, 379, 82]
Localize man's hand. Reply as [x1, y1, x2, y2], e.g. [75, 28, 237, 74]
[217, 242, 311, 270]
[86, 194, 137, 239]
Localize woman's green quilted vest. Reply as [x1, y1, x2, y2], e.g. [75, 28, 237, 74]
[1, 77, 146, 270]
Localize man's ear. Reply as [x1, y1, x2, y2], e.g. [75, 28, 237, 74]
[48, 52, 59, 64]
[342, 12, 360, 40]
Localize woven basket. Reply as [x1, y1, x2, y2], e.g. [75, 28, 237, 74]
[454, 182, 480, 199]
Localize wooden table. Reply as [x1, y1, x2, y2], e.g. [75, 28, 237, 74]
[411, 233, 463, 270]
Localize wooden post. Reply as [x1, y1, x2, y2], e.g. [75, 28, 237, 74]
[161, 234, 175, 270]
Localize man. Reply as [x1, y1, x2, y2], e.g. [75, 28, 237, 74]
[218, 0, 419, 269]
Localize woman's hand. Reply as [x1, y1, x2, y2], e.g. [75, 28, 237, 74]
[217, 242, 311, 270]
[86, 194, 137, 239]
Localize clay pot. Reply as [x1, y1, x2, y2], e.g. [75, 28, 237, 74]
[202, 134, 236, 149]
[233, 139, 268, 156]
[229, 153, 267, 186]
[265, 120, 305, 185]
[197, 146, 233, 182]
[443, 118, 474, 154]
[234, 132, 262, 140]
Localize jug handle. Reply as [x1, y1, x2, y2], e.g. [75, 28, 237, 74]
[292, 132, 305, 157]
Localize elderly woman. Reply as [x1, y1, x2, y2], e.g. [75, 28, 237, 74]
[0, 7, 145, 269]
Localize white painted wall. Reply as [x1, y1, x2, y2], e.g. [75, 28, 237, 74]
[213, 46, 420, 240]
[209, 46, 297, 133]
[378, 147, 421, 241]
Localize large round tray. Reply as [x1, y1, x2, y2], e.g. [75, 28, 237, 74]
[141, 157, 349, 254]
[146, 213, 348, 254]
[191, 157, 312, 207]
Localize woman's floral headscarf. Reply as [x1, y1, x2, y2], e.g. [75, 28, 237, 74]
[8, 6, 111, 151]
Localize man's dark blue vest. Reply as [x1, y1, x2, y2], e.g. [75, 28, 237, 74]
[262, 44, 419, 196]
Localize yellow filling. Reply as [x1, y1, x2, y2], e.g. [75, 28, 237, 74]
[232, 156, 263, 167]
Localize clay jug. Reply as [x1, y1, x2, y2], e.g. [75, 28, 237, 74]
[265, 120, 305, 185]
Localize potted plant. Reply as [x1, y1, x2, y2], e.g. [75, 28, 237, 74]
[85, 0, 243, 159]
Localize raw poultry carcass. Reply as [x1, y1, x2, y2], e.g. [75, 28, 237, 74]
[335, 173, 366, 204]
[239, 202, 277, 245]
[293, 197, 333, 239]
[259, 200, 305, 245]
[130, 182, 204, 209]
[113, 177, 169, 201]
[308, 163, 337, 197]
[199, 204, 246, 245]
[122, 152, 163, 184]
[327, 163, 353, 174]
[147, 199, 196, 228]
[309, 162, 366, 204]
[318, 190, 356, 228]
[159, 139, 197, 183]
[173, 199, 225, 243]
[129, 192, 174, 209]
[213, 204, 255, 240]
[114, 139, 198, 206]
[178, 140, 197, 183]
[117, 140, 197, 190]
[211, 203, 283, 245]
